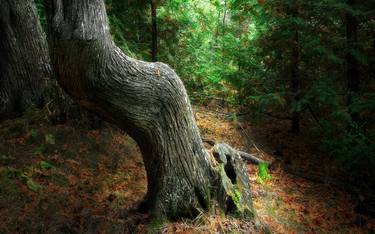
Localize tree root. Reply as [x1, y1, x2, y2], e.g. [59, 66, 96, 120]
[203, 139, 269, 165]
[207, 142, 270, 233]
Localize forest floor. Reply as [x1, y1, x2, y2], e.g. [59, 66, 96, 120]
[0, 105, 374, 233]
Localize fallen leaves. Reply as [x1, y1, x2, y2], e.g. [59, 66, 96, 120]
[0, 107, 374, 233]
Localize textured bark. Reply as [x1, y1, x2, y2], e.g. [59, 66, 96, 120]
[0, 0, 52, 117]
[42, 0, 265, 224]
[44, 0, 259, 220]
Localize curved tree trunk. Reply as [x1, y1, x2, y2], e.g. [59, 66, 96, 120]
[0, 0, 53, 117]
[44, 0, 260, 221]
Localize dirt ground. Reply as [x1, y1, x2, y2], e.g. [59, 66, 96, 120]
[0, 106, 374, 233]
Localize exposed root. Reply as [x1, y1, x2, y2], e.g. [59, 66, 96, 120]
[208, 142, 270, 233]
[203, 139, 269, 165]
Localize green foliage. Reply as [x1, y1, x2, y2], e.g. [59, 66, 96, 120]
[31, 128, 38, 139]
[258, 162, 272, 183]
[321, 121, 375, 185]
[34, 0, 46, 32]
[233, 186, 242, 206]
[0, 154, 15, 164]
[5, 167, 42, 192]
[26, 179, 42, 192]
[5, 167, 24, 179]
[106, 0, 151, 59]
[45, 134, 55, 145]
[27, 128, 39, 145]
[40, 161, 54, 170]
[33, 144, 47, 155]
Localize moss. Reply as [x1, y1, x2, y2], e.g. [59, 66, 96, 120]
[233, 186, 241, 207]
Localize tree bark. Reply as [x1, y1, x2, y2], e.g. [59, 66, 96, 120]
[290, 4, 300, 133]
[0, 0, 52, 118]
[44, 0, 260, 222]
[291, 30, 300, 133]
[0, 0, 74, 123]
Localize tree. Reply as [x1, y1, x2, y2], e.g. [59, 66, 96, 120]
[345, 0, 359, 122]
[0, 0, 53, 118]
[151, 0, 158, 61]
[0, 0, 76, 124]
[289, 2, 301, 133]
[43, 0, 265, 223]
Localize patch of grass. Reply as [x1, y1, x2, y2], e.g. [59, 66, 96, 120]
[26, 178, 42, 192]
[4, 167, 42, 192]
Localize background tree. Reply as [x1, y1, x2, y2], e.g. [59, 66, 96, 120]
[0, 0, 54, 119]
[151, 0, 159, 61]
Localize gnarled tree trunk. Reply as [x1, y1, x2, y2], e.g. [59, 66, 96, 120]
[0, 0, 74, 123]
[44, 0, 261, 222]
[0, 0, 52, 117]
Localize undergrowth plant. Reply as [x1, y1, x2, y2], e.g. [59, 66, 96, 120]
[258, 162, 272, 183]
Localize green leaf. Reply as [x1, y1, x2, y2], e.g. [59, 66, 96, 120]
[26, 179, 42, 192]
[40, 160, 53, 170]
[31, 129, 38, 139]
[45, 134, 55, 145]
[5, 167, 23, 178]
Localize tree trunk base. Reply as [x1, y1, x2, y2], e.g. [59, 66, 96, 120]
[210, 143, 270, 232]
[210, 144, 253, 215]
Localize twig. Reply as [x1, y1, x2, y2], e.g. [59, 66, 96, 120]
[234, 118, 265, 158]
[238, 151, 268, 165]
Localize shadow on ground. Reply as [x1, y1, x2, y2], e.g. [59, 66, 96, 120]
[0, 107, 374, 233]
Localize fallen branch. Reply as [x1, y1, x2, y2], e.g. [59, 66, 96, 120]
[203, 139, 269, 165]
[238, 151, 268, 165]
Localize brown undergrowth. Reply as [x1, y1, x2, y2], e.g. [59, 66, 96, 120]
[0, 107, 374, 233]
